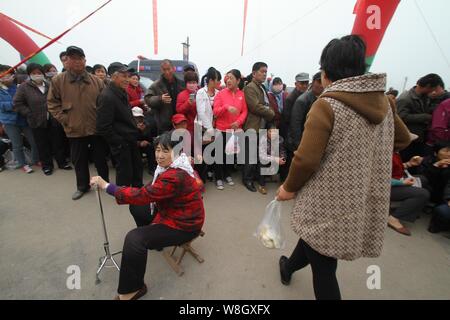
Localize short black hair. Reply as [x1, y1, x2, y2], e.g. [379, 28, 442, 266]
[26, 63, 44, 75]
[320, 35, 367, 82]
[154, 131, 180, 150]
[417, 74, 443, 88]
[312, 72, 322, 82]
[433, 140, 450, 153]
[184, 70, 199, 83]
[43, 63, 57, 73]
[59, 51, 67, 60]
[161, 59, 174, 67]
[86, 66, 94, 73]
[129, 72, 140, 80]
[252, 62, 268, 72]
[386, 88, 399, 98]
[92, 64, 107, 74]
[0, 64, 13, 74]
[201, 67, 222, 87]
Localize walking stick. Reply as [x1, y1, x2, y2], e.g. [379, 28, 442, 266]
[94, 185, 121, 285]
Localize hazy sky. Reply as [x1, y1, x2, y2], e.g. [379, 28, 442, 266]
[1, 0, 449, 90]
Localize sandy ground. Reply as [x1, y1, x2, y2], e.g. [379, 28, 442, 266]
[0, 165, 449, 300]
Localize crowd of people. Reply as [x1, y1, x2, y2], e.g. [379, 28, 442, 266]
[1, 34, 450, 300]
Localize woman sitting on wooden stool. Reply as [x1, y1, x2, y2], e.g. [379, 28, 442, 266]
[90, 131, 205, 300]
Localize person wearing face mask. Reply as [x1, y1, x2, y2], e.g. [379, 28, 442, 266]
[13, 63, 72, 175]
[43, 64, 59, 81]
[97, 63, 143, 188]
[268, 77, 289, 139]
[0, 64, 39, 174]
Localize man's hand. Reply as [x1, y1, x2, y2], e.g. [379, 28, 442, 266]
[276, 185, 296, 201]
[90, 176, 108, 190]
[139, 141, 150, 148]
[407, 156, 423, 167]
[161, 93, 172, 104]
[279, 157, 286, 166]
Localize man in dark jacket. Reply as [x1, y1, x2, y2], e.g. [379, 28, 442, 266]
[282, 73, 309, 134]
[429, 79, 450, 112]
[97, 63, 143, 187]
[285, 72, 323, 181]
[144, 60, 184, 135]
[397, 73, 442, 160]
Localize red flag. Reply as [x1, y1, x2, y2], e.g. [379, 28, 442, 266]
[241, 0, 248, 56]
[352, 0, 400, 69]
[152, 0, 158, 55]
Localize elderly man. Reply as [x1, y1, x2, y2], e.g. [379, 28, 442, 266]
[97, 63, 143, 187]
[48, 46, 109, 200]
[283, 73, 309, 134]
[144, 59, 184, 135]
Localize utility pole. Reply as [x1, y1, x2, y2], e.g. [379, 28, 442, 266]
[182, 37, 190, 61]
[402, 76, 408, 92]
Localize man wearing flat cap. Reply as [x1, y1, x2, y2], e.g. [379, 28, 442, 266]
[96, 63, 143, 187]
[48, 45, 109, 200]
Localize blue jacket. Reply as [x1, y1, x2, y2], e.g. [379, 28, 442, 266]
[0, 85, 27, 126]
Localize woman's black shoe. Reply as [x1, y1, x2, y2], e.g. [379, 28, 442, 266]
[43, 168, 53, 176]
[279, 256, 292, 285]
[59, 164, 73, 170]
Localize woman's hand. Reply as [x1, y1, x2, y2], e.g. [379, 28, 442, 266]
[276, 185, 296, 201]
[434, 159, 450, 168]
[230, 122, 239, 130]
[90, 176, 108, 190]
[403, 178, 415, 186]
[228, 106, 238, 115]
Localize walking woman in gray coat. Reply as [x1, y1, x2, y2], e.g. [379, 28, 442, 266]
[276, 35, 411, 299]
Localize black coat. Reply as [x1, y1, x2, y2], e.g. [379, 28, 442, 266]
[286, 90, 317, 152]
[96, 83, 139, 150]
[397, 87, 433, 142]
[144, 76, 184, 134]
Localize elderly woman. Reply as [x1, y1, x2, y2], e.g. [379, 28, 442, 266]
[276, 35, 411, 300]
[90, 131, 205, 300]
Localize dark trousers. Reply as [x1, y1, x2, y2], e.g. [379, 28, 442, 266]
[69, 135, 109, 192]
[32, 124, 67, 170]
[112, 142, 143, 187]
[118, 222, 199, 294]
[0, 140, 8, 167]
[390, 185, 430, 222]
[215, 131, 234, 181]
[243, 134, 259, 183]
[286, 239, 341, 300]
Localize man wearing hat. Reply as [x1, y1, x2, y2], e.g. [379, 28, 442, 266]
[48, 46, 109, 200]
[283, 73, 310, 133]
[97, 63, 143, 187]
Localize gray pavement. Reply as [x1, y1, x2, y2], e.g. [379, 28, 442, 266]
[0, 165, 449, 300]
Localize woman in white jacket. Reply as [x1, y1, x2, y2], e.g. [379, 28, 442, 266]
[196, 67, 222, 181]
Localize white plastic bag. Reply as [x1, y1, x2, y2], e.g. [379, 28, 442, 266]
[255, 199, 285, 249]
[225, 133, 240, 155]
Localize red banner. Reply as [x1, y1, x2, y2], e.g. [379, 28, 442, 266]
[241, 0, 248, 56]
[153, 0, 158, 55]
[352, 0, 400, 68]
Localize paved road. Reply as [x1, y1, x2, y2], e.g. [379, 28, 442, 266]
[1, 165, 449, 299]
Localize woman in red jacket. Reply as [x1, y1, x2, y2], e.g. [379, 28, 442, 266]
[176, 71, 199, 138]
[213, 69, 248, 190]
[127, 73, 145, 109]
[90, 132, 205, 300]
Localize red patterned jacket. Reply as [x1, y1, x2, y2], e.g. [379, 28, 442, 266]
[110, 168, 205, 232]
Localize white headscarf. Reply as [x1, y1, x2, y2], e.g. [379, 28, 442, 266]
[150, 153, 194, 214]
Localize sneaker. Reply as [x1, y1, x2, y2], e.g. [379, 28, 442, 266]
[43, 168, 53, 176]
[225, 176, 234, 186]
[59, 163, 73, 170]
[257, 185, 267, 195]
[22, 165, 33, 174]
[216, 180, 224, 190]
